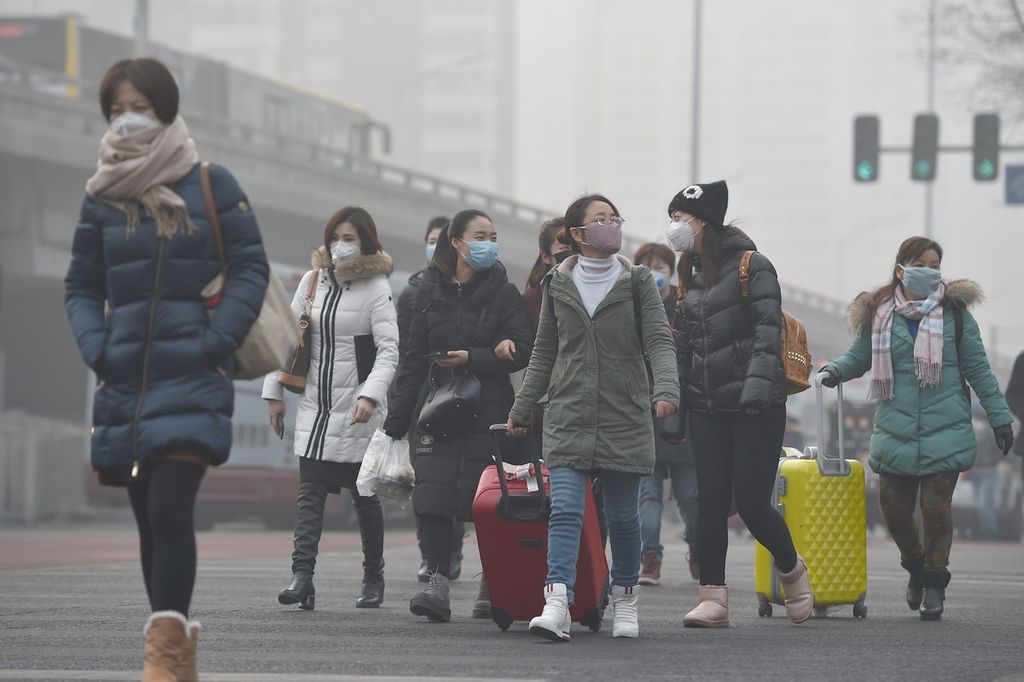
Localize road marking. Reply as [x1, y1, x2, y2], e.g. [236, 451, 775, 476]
[0, 672, 545, 682]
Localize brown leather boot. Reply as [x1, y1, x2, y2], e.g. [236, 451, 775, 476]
[777, 556, 813, 624]
[143, 611, 189, 681]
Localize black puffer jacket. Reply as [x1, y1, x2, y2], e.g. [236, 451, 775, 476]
[676, 229, 787, 413]
[383, 262, 533, 519]
[395, 269, 424, 358]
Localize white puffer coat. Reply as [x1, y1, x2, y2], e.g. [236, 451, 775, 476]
[262, 248, 399, 463]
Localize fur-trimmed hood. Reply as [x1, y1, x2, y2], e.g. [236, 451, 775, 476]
[846, 279, 984, 333]
[311, 246, 393, 280]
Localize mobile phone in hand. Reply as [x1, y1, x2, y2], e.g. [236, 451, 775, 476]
[273, 413, 285, 439]
[424, 351, 452, 361]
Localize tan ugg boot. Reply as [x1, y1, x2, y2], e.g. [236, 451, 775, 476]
[682, 585, 729, 628]
[176, 619, 201, 682]
[777, 556, 813, 624]
[143, 611, 189, 681]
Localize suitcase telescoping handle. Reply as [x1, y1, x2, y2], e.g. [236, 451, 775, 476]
[807, 371, 851, 476]
[489, 423, 550, 522]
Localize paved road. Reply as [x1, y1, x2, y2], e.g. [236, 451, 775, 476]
[1, 515, 1022, 681]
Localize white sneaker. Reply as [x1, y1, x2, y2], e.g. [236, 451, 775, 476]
[529, 583, 571, 642]
[611, 585, 639, 638]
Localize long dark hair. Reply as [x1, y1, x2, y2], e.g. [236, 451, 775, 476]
[675, 222, 749, 288]
[525, 218, 566, 289]
[557, 194, 621, 254]
[431, 209, 492, 278]
[867, 236, 944, 309]
[323, 206, 383, 255]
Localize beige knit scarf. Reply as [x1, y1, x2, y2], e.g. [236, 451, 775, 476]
[85, 116, 199, 238]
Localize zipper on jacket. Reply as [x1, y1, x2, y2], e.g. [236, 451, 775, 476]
[700, 287, 713, 412]
[130, 238, 168, 478]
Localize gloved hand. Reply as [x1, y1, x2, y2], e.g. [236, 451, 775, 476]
[994, 424, 1015, 456]
[818, 365, 841, 388]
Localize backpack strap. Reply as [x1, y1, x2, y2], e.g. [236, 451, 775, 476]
[738, 250, 755, 300]
[631, 266, 643, 345]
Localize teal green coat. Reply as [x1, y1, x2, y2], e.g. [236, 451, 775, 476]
[827, 280, 1011, 476]
[509, 255, 680, 474]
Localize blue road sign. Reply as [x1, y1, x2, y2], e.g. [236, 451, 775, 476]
[1007, 165, 1024, 204]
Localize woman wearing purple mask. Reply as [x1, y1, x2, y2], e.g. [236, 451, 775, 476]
[507, 194, 680, 641]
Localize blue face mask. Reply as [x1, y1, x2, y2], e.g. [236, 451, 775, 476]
[899, 265, 941, 298]
[653, 270, 669, 290]
[458, 239, 499, 271]
[425, 243, 436, 263]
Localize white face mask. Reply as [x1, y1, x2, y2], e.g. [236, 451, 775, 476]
[331, 240, 360, 262]
[108, 111, 162, 137]
[666, 220, 696, 252]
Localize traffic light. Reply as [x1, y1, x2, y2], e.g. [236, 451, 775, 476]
[972, 113, 1000, 181]
[853, 115, 880, 182]
[910, 114, 939, 181]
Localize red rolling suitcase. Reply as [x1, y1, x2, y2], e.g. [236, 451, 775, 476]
[473, 424, 609, 632]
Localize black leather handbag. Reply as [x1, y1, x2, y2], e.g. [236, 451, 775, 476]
[277, 272, 319, 393]
[416, 365, 481, 439]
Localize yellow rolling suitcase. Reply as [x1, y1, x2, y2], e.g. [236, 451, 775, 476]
[755, 375, 868, 618]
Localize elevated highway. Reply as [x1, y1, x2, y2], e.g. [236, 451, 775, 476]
[0, 76, 854, 426]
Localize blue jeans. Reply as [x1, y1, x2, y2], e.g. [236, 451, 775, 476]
[972, 467, 999, 537]
[639, 460, 699, 560]
[546, 466, 641, 605]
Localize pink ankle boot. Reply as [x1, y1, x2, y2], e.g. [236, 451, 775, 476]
[682, 585, 729, 628]
[777, 556, 813, 624]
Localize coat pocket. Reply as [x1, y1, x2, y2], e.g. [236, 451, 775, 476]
[354, 334, 377, 384]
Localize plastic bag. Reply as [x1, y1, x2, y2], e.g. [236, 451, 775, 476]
[356, 429, 415, 507]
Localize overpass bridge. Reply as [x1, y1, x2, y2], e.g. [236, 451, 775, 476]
[0, 73, 854, 429]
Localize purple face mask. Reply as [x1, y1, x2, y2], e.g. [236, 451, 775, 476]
[580, 220, 623, 255]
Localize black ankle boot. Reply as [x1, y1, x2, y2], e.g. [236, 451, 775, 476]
[357, 567, 385, 609]
[919, 570, 950, 621]
[472, 575, 491, 619]
[901, 558, 925, 611]
[278, 575, 315, 610]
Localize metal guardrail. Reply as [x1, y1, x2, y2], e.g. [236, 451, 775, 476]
[0, 411, 89, 523]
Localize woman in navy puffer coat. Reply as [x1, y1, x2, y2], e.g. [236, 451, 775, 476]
[64, 58, 268, 678]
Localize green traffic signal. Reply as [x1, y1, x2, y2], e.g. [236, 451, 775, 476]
[856, 161, 875, 181]
[977, 159, 995, 179]
[913, 159, 933, 179]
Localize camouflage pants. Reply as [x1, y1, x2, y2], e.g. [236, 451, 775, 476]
[878, 471, 959, 573]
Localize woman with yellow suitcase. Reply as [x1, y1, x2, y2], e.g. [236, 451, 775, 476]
[820, 236, 1014, 620]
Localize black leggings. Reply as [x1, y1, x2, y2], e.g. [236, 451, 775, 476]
[688, 404, 797, 585]
[127, 459, 205, 615]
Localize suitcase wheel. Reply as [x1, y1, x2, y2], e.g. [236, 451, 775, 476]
[579, 606, 603, 633]
[757, 594, 773, 618]
[491, 607, 513, 631]
[853, 597, 868, 619]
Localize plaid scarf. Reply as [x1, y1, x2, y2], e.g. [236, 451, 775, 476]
[869, 282, 945, 401]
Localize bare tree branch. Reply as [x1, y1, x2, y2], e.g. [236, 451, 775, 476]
[1007, 0, 1024, 35]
